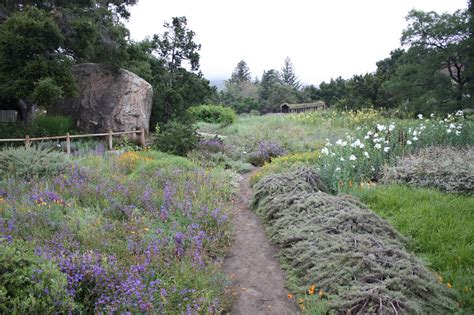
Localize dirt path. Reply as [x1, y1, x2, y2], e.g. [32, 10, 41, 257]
[223, 170, 298, 315]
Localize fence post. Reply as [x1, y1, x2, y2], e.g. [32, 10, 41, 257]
[66, 133, 71, 154]
[139, 128, 145, 147]
[108, 129, 113, 150]
[25, 135, 30, 147]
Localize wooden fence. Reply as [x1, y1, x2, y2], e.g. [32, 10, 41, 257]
[0, 128, 146, 154]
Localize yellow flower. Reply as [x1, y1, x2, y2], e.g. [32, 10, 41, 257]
[318, 289, 324, 297]
[308, 284, 316, 295]
[0, 197, 4, 204]
[447, 282, 452, 289]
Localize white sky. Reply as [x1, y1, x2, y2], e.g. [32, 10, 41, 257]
[126, 0, 468, 85]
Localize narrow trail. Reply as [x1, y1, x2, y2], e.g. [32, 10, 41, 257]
[223, 170, 298, 315]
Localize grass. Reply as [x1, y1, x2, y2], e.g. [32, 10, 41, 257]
[352, 184, 474, 311]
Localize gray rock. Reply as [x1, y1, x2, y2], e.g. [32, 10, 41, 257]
[53, 63, 153, 133]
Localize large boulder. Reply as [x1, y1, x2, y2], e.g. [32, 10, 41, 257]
[54, 63, 153, 133]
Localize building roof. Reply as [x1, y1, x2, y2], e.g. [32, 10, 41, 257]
[281, 101, 326, 109]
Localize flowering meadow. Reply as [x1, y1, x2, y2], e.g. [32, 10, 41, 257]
[0, 147, 237, 313]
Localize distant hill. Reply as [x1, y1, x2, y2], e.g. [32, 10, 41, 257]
[209, 79, 226, 91]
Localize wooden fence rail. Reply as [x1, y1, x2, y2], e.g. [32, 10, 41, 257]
[0, 128, 146, 154]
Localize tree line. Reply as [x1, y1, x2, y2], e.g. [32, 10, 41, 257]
[220, 2, 473, 116]
[0, 2, 214, 126]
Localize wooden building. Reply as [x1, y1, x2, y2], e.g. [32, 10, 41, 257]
[281, 101, 326, 113]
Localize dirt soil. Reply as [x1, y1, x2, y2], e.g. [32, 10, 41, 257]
[223, 170, 298, 315]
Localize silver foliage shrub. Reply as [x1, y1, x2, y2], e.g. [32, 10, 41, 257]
[382, 146, 473, 193]
[252, 168, 458, 314]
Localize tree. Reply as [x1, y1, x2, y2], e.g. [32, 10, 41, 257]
[229, 60, 251, 84]
[0, 7, 76, 109]
[402, 8, 471, 102]
[153, 16, 200, 73]
[149, 17, 215, 124]
[281, 57, 300, 89]
[259, 69, 297, 112]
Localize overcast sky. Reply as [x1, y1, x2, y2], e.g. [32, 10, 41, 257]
[126, 0, 468, 85]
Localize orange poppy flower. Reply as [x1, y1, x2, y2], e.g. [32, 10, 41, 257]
[308, 284, 316, 295]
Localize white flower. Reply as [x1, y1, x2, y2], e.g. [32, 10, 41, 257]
[449, 123, 456, 129]
[413, 136, 418, 141]
[351, 139, 362, 148]
[448, 114, 452, 118]
[364, 135, 370, 140]
[335, 167, 341, 172]
[342, 141, 347, 147]
[359, 143, 365, 149]
[384, 147, 390, 153]
[375, 143, 382, 149]
[349, 154, 357, 161]
[340, 157, 345, 161]
[335, 139, 343, 146]
[321, 147, 329, 155]
[413, 130, 418, 136]
[389, 124, 395, 132]
[457, 125, 462, 130]
[447, 129, 452, 134]
[356, 127, 361, 131]
[417, 114, 423, 119]
[364, 151, 370, 158]
[430, 113, 435, 118]
[455, 130, 461, 136]
[331, 152, 336, 156]
[406, 140, 412, 145]
[376, 124, 386, 132]
[374, 133, 379, 138]
[384, 141, 389, 144]
[455, 110, 464, 117]
[366, 131, 373, 136]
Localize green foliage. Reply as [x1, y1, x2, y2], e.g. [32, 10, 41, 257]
[152, 120, 199, 156]
[31, 78, 64, 108]
[33, 115, 75, 136]
[188, 104, 237, 126]
[382, 146, 474, 193]
[0, 7, 77, 102]
[0, 240, 74, 314]
[354, 184, 474, 311]
[0, 145, 69, 179]
[252, 168, 458, 314]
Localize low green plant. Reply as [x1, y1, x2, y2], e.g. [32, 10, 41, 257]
[353, 184, 474, 311]
[188, 104, 237, 126]
[152, 120, 199, 156]
[0, 240, 74, 314]
[0, 145, 69, 180]
[33, 115, 75, 136]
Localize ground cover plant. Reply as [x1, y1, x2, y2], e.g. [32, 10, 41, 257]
[353, 185, 474, 311]
[0, 144, 237, 313]
[252, 168, 458, 314]
[382, 146, 474, 193]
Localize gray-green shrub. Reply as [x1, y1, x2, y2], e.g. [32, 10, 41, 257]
[0, 145, 69, 180]
[382, 146, 474, 193]
[252, 168, 458, 314]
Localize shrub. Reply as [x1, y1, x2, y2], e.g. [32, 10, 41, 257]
[382, 146, 474, 193]
[250, 151, 320, 185]
[252, 168, 458, 314]
[246, 140, 288, 166]
[0, 240, 74, 314]
[152, 120, 199, 156]
[188, 105, 237, 126]
[0, 145, 69, 180]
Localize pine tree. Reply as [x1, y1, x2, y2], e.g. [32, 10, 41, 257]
[281, 57, 300, 89]
[229, 60, 251, 84]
